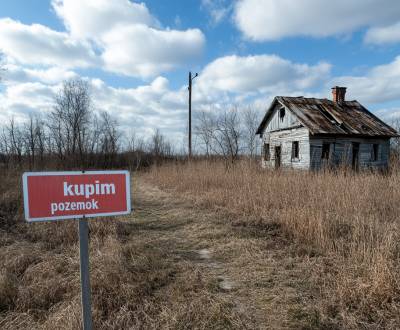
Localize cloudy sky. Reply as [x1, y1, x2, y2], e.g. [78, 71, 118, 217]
[1, 0, 400, 146]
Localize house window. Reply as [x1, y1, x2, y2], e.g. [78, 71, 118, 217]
[279, 108, 285, 122]
[292, 141, 299, 160]
[263, 143, 270, 161]
[371, 144, 379, 162]
[321, 143, 330, 160]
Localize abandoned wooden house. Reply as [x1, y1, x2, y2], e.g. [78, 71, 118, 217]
[256, 87, 398, 170]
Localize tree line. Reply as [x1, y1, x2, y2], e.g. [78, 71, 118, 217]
[0, 79, 174, 171]
[0, 77, 263, 171]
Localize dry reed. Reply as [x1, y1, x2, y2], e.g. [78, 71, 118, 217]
[145, 160, 400, 328]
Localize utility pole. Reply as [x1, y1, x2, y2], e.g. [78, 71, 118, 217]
[188, 71, 198, 158]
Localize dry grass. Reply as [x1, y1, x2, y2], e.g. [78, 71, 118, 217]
[144, 160, 400, 329]
[3, 161, 399, 329]
[0, 169, 251, 329]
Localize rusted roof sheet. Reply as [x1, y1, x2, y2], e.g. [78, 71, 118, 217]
[256, 96, 399, 137]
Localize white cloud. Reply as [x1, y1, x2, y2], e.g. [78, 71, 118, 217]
[374, 108, 400, 121]
[52, 0, 206, 78]
[101, 25, 205, 77]
[196, 55, 331, 100]
[0, 18, 97, 68]
[201, 0, 231, 25]
[4, 64, 77, 85]
[51, 0, 158, 39]
[91, 76, 186, 128]
[234, 0, 400, 41]
[331, 56, 400, 104]
[0, 81, 58, 125]
[86, 76, 189, 143]
[0, 1, 206, 79]
[364, 22, 400, 45]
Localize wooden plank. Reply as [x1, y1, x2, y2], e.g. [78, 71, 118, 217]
[309, 137, 390, 170]
[263, 103, 301, 133]
[262, 127, 310, 169]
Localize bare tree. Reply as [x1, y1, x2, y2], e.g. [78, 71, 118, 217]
[0, 126, 10, 168]
[390, 119, 400, 164]
[195, 110, 215, 157]
[98, 111, 120, 167]
[150, 129, 172, 162]
[23, 115, 37, 170]
[22, 114, 47, 170]
[242, 107, 261, 158]
[127, 131, 147, 170]
[49, 78, 92, 167]
[34, 116, 46, 166]
[7, 118, 24, 166]
[211, 107, 242, 163]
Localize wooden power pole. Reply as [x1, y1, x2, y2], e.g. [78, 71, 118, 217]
[188, 71, 198, 158]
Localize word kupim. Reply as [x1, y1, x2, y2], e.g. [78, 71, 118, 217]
[63, 181, 116, 199]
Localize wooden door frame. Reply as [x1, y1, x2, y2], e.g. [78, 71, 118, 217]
[352, 142, 360, 171]
[275, 145, 281, 169]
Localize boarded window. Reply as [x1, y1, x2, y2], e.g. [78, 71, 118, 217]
[371, 144, 379, 161]
[292, 141, 299, 160]
[321, 143, 330, 160]
[279, 108, 285, 122]
[263, 143, 270, 161]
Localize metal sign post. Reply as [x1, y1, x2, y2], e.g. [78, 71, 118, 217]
[79, 216, 93, 330]
[22, 171, 132, 329]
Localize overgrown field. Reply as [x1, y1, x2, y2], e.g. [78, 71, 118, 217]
[0, 169, 250, 329]
[2, 162, 400, 329]
[145, 160, 400, 329]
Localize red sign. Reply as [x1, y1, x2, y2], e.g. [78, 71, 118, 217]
[22, 171, 131, 222]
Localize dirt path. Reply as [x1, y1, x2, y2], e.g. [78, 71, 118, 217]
[129, 178, 324, 329]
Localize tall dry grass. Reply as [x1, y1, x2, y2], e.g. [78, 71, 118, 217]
[145, 160, 400, 328]
[0, 168, 250, 329]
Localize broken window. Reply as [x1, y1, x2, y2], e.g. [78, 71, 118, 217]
[291, 141, 299, 160]
[263, 143, 270, 161]
[321, 143, 330, 160]
[371, 144, 379, 162]
[279, 107, 285, 122]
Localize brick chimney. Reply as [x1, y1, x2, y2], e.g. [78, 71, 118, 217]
[332, 86, 347, 104]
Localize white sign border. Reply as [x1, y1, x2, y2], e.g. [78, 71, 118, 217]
[22, 170, 131, 222]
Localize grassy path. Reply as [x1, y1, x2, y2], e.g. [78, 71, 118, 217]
[131, 177, 324, 329]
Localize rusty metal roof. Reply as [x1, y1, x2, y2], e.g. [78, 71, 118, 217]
[256, 96, 399, 137]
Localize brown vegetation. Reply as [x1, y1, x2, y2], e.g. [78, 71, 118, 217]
[145, 160, 400, 329]
[0, 169, 251, 329]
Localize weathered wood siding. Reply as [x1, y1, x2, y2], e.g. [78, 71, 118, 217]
[262, 127, 310, 169]
[309, 137, 390, 170]
[264, 104, 301, 132]
[259, 101, 392, 171]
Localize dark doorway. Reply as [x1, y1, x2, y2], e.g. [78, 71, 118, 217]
[352, 142, 360, 170]
[275, 146, 281, 169]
